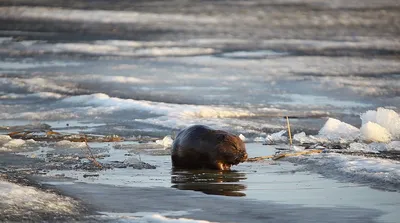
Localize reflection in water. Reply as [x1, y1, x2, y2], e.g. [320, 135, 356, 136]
[171, 169, 247, 197]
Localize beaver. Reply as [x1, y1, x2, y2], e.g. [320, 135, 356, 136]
[171, 125, 247, 170]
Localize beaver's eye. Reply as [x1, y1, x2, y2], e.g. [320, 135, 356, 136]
[217, 134, 227, 141]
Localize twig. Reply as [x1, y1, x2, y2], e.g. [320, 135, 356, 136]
[286, 116, 292, 146]
[246, 155, 275, 162]
[246, 149, 323, 162]
[83, 135, 103, 169]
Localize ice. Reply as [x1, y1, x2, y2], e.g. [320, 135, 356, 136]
[0, 179, 80, 219]
[0, 135, 12, 145]
[290, 145, 305, 151]
[221, 50, 288, 58]
[54, 140, 87, 149]
[0, 92, 64, 99]
[360, 122, 392, 143]
[293, 132, 314, 144]
[265, 130, 287, 144]
[181, 108, 252, 119]
[287, 153, 400, 190]
[0, 61, 80, 70]
[142, 214, 214, 223]
[1, 77, 75, 94]
[388, 141, 400, 151]
[3, 37, 215, 57]
[0, 138, 37, 151]
[361, 110, 377, 125]
[155, 136, 174, 148]
[4, 139, 25, 148]
[0, 6, 221, 26]
[361, 107, 400, 139]
[318, 118, 360, 142]
[101, 76, 149, 84]
[348, 142, 388, 153]
[59, 93, 253, 129]
[98, 212, 214, 223]
[253, 137, 266, 143]
[0, 37, 12, 44]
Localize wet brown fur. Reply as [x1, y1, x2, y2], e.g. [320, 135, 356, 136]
[171, 125, 247, 170]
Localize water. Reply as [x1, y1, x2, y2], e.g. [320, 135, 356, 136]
[0, 0, 400, 222]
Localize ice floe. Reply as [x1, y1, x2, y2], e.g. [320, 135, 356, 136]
[239, 134, 246, 142]
[97, 212, 215, 223]
[155, 136, 174, 148]
[0, 135, 38, 152]
[263, 107, 399, 145]
[265, 130, 287, 144]
[360, 122, 391, 143]
[54, 140, 87, 149]
[318, 118, 360, 142]
[361, 107, 400, 139]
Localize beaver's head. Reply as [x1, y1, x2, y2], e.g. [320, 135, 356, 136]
[214, 131, 248, 170]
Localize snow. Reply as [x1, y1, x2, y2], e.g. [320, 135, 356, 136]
[0, 179, 79, 219]
[360, 122, 392, 143]
[318, 118, 360, 142]
[155, 136, 173, 148]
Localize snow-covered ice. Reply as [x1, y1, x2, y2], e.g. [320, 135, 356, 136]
[0, 179, 80, 220]
[286, 152, 400, 191]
